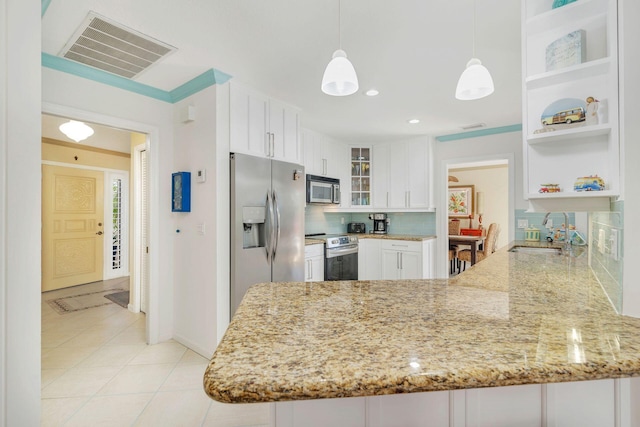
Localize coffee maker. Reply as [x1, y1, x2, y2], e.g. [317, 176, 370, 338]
[369, 213, 388, 234]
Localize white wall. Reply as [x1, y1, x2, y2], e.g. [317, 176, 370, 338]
[619, 0, 640, 416]
[172, 86, 221, 357]
[42, 68, 176, 344]
[449, 165, 510, 249]
[434, 131, 524, 278]
[1, 0, 42, 425]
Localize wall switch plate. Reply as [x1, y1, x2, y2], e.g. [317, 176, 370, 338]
[197, 222, 206, 235]
[598, 229, 606, 254]
[610, 229, 619, 260]
[196, 169, 206, 183]
[518, 219, 528, 229]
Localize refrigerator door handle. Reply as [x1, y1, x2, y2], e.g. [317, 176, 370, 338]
[265, 190, 274, 263]
[272, 190, 281, 261]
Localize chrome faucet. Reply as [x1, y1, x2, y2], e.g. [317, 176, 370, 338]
[542, 212, 571, 251]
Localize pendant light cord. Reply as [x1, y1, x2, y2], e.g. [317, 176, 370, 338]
[472, 0, 476, 57]
[338, 0, 342, 50]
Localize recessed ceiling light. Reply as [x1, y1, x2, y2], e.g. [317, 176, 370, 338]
[365, 89, 379, 97]
[407, 119, 420, 124]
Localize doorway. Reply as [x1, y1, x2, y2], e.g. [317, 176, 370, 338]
[439, 154, 515, 278]
[41, 110, 151, 324]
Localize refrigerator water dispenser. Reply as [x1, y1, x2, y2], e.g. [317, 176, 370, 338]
[242, 206, 266, 249]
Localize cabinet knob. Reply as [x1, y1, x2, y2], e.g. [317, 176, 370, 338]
[96, 231, 103, 235]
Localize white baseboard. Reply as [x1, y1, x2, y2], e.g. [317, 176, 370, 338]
[173, 333, 213, 359]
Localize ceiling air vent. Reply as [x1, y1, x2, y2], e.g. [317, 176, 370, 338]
[59, 12, 176, 79]
[460, 122, 486, 130]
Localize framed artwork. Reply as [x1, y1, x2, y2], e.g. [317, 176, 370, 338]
[448, 185, 474, 217]
[172, 171, 191, 212]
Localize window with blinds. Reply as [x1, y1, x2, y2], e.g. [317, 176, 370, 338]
[112, 178, 123, 270]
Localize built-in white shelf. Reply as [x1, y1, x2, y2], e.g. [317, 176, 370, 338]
[526, 0, 607, 35]
[527, 124, 611, 144]
[525, 58, 611, 90]
[527, 190, 617, 200]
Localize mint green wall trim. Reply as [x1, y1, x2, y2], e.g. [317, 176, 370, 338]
[42, 53, 173, 102]
[436, 124, 523, 142]
[42, 52, 233, 103]
[170, 68, 232, 103]
[42, 0, 52, 17]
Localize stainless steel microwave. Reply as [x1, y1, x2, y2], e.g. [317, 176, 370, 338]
[306, 174, 340, 205]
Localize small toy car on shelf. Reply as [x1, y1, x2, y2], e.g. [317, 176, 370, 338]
[539, 184, 561, 193]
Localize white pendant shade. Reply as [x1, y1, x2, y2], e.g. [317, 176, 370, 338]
[455, 58, 495, 101]
[59, 120, 94, 142]
[321, 49, 359, 96]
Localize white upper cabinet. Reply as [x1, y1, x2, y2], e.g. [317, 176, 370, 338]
[230, 81, 301, 164]
[302, 128, 345, 178]
[372, 138, 432, 210]
[522, 0, 619, 211]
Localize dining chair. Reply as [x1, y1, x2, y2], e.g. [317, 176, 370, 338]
[448, 220, 462, 274]
[457, 223, 498, 273]
[448, 219, 461, 235]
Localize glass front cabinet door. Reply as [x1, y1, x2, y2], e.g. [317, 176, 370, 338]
[350, 147, 371, 206]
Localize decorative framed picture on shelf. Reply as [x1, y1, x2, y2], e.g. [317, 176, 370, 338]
[448, 185, 474, 218]
[546, 29, 586, 72]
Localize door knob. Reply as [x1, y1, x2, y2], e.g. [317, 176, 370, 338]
[96, 231, 103, 235]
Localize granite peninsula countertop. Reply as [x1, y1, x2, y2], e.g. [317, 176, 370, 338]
[204, 241, 640, 403]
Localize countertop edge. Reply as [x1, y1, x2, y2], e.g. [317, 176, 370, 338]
[205, 363, 640, 404]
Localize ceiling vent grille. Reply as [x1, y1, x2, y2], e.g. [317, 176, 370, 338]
[59, 12, 176, 79]
[460, 122, 486, 130]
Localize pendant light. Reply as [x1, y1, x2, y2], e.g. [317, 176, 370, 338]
[321, 0, 359, 96]
[455, 0, 494, 100]
[59, 120, 94, 142]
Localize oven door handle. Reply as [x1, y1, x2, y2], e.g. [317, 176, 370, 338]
[325, 245, 358, 258]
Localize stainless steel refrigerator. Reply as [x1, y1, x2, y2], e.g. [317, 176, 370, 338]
[230, 153, 305, 317]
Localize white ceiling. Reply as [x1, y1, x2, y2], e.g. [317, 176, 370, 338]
[41, 0, 522, 142]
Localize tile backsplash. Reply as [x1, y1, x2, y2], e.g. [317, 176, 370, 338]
[305, 206, 436, 236]
[589, 202, 624, 312]
[514, 210, 576, 241]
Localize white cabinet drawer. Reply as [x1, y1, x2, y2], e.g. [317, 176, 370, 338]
[379, 240, 421, 252]
[304, 243, 324, 257]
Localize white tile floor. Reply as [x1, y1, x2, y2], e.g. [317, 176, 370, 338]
[42, 278, 271, 426]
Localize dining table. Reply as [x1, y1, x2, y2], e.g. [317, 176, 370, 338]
[448, 234, 486, 266]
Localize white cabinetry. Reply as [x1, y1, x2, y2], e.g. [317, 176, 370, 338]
[372, 138, 431, 210]
[522, 0, 619, 211]
[360, 238, 434, 280]
[230, 81, 301, 163]
[302, 128, 344, 178]
[275, 379, 628, 427]
[358, 238, 381, 280]
[380, 240, 424, 280]
[304, 244, 324, 282]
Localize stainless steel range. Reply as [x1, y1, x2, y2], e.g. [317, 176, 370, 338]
[324, 234, 359, 281]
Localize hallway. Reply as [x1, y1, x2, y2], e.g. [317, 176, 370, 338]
[41, 278, 270, 426]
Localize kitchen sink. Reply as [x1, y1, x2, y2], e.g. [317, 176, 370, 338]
[509, 246, 562, 255]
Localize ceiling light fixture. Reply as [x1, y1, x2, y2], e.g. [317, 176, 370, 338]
[321, 0, 359, 96]
[59, 120, 94, 142]
[455, 0, 494, 100]
[365, 89, 379, 97]
[407, 119, 420, 124]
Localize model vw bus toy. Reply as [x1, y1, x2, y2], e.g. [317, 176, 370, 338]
[574, 175, 605, 191]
